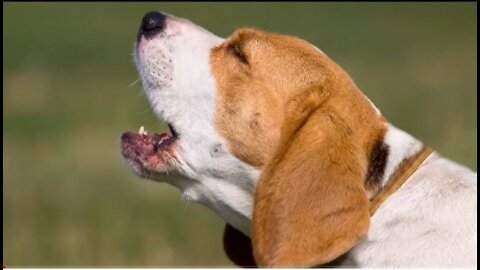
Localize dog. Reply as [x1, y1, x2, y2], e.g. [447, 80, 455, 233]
[120, 11, 477, 267]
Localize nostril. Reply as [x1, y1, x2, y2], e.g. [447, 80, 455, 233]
[141, 11, 166, 32]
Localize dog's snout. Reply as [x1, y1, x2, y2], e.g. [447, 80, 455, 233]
[139, 11, 166, 38]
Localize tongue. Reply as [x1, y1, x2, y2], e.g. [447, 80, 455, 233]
[121, 132, 173, 154]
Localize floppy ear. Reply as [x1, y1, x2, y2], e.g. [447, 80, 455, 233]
[252, 90, 371, 267]
[223, 223, 257, 267]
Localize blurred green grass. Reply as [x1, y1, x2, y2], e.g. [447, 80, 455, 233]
[3, 2, 476, 267]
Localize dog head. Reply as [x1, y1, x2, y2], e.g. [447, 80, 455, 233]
[121, 11, 387, 267]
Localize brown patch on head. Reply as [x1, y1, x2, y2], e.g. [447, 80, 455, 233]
[210, 28, 389, 266]
[211, 29, 332, 166]
[211, 28, 386, 169]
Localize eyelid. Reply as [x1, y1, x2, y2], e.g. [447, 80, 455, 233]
[227, 43, 248, 64]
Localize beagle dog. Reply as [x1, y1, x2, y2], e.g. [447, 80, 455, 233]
[121, 11, 477, 267]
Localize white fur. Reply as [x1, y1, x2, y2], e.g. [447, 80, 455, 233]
[134, 13, 477, 267]
[345, 125, 477, 267]
[381, 124, 424, 187]
[311, 44, 325, 55]
[134, 14, 258, 236]
[365, 95, 381, 115]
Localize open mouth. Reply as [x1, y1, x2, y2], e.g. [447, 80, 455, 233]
[120, 123, 179, 174]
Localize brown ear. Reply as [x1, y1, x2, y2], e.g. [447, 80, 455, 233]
[223, 223, 257, 267]
[252, 91, 370, 267]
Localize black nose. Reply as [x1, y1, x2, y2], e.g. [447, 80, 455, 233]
[139, 11, 166, 38]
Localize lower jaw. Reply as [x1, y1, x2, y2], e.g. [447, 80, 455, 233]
[121, 136, 177, 171]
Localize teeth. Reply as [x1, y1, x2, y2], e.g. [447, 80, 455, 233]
[138, 126, 147, 135]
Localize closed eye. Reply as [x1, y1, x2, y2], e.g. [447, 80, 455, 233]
[227, 43, 248, 64]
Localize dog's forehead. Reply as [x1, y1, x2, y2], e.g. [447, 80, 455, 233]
[209, 29, 339, 167]
[225, 28, 320, 54]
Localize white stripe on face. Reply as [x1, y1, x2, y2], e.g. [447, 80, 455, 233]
[133, 12, 259, 236]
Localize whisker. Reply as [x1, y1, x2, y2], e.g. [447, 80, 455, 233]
[262, 7, 271, 31]
[136, 107, 152, 115]
[129, 79, 139, 88]
[183, 200, 191, 214]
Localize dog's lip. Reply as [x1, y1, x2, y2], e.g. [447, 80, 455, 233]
[120, 124, 178, 174]
[121, 131, 175, 159]
[167, 123, 179, 137]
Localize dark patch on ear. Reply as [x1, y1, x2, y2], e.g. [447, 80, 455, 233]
[223, 223, 257, 267]
[365, 138, 389, 192]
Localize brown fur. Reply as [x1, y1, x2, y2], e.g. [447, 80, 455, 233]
[211, 28, 387, 266]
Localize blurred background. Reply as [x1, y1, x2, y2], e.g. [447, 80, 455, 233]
[3, 2, 476, 267]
